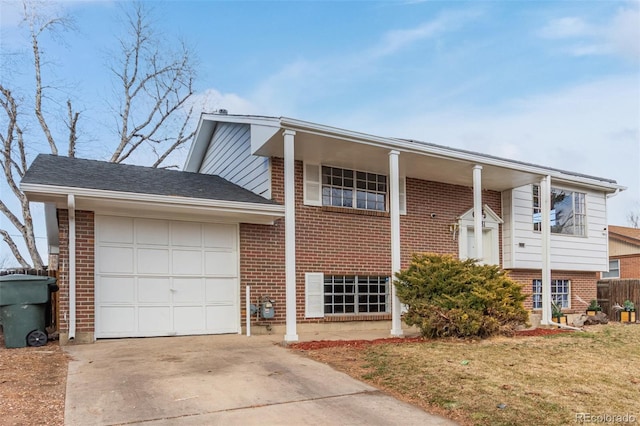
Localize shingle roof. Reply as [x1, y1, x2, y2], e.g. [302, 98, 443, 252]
[22, 154, 279, 205]
[609, 225, 640, 245]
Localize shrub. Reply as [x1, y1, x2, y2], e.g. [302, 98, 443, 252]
[394, 253, 529, 338]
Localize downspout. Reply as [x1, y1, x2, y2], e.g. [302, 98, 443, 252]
[68, 194, 76, 340]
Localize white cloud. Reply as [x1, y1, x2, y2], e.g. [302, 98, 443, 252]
[538, 4, 640, 61]
[338, 76, 639, 226]
[189, 88, 258, 116]
[538, 16, 591, 39]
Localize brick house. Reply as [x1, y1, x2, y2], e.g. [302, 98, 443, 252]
[21, 114, 624, 344]
[603, 225, 640, 279]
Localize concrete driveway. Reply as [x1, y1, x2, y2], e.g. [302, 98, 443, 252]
[64, 333, 455, 425]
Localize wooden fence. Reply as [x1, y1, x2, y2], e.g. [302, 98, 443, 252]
[597, 279, 640, 321]
[0, 268, 59, 331]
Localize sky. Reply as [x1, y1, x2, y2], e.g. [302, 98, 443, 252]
[0, 0, 639, 266]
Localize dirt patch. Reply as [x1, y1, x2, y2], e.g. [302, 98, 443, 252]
[0, 329, 68, 426]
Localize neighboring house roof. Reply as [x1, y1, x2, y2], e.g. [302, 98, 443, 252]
[22, 154, 279, 206]
[609, 225, 640, 247]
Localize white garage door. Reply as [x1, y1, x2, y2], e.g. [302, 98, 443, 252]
[95, 215, 239, 338]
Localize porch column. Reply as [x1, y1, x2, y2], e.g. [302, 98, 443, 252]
[540, 175, 552, 325]
[67, 194, 76, 340]
[473, 165, 483, 262]
[283, 130, 299, 342]
[389, 150, 403, 336]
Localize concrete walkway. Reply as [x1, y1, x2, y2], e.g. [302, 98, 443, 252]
[64, 332, 456, 425]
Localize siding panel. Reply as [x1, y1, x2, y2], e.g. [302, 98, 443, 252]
[504, 184, 608, 271]
[199, 123, 271, 198]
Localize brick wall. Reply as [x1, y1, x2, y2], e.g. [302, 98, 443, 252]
[57, 209, 95, 334]
[239, 157, 503, 325]
[508, 269, 597, 313]
[613, 255, 640, 279]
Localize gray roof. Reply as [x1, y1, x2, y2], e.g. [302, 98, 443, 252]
[22, 154, 279, 205]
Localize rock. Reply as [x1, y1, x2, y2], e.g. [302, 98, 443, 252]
[583, 311, 608, 325]
[572, 314, 587, 327]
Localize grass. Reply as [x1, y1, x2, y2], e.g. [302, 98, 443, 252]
[302, 324, 640, 426]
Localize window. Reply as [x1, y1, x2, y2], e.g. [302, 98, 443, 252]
[602, 259, 620, 279]
[324, 275, 389, 314]
[322, 166, 386, 211]
[533, 185, 586, 236]
[532, 279, 570, 309]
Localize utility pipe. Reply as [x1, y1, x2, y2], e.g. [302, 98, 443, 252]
[246, 285, 251, 337]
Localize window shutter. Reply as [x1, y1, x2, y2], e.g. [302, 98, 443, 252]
[304, 163, 322, 206]
[399, 177, 407, 215]
[305, 272, 324, 318]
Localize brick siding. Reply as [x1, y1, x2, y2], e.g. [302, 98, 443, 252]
[610, 255, 640, 279]
[57, 209, 95, 334]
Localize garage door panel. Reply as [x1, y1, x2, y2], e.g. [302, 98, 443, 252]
[136, 219, 170, 245]
[174, 306, 204, 331]
[205, 278, 236, 303]
[138, 278, 170, 303]
[173, 278, 203, 303]
[98, 277, 135, 303]
[97, 215, 238, 338]
[98, 216, 133, 244]
[206, 305, 237, 333]
[172, 250, 202, 275]
[172, 222, 202, 247]
[100, 307, 135, 333]
[138, 306, 171, 332]
[204, 224, 236, 250]
[138, 248, 170, 274]
[99, 247, 134, 274]
[204, 251, 236, 276]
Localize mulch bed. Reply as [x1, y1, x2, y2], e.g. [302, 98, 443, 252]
[289, 328, 570, 351]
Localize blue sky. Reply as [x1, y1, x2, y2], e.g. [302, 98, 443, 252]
[1, 0, 639, 265]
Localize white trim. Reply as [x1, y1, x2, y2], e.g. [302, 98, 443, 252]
[458, 204, 502, 266]
[21, 183, 284, 215]
[540, 175, 552, 325]
[389, 150, 402, 337]
[473, 165, 483, 262]
[399, 177, 407, 215]
[283, 130, 298, 342]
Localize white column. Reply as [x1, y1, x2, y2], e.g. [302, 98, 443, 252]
[473, 165, 483, 262]
[389, 150, 403, 336]
[283, 130, 299, 342]
[540, 175, 552, 325]
[67, 194, 76, 340]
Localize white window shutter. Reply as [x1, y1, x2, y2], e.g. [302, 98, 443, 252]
[304, 163, 322, 206]
[399, 177, 407, 215]
[305, 272, 324, 318]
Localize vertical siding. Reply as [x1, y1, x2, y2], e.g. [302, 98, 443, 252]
[198, 123, 271, 198]
[505, 184, 608, 271]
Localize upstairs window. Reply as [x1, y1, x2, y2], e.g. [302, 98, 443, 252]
[322, 166, 386, 211]
[533, 185, 586, 236]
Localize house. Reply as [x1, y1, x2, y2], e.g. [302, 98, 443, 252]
[604, 225, 640, 279]
[21, 113, 625, 344]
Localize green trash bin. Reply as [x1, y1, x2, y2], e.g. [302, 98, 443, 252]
[0, 274, 58, 349]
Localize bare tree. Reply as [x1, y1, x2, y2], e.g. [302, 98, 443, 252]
[628, 211, 640, 229]
[0, 1, 197, 268]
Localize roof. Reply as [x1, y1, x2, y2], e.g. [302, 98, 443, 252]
[609, 225, 640, 246]
[185, 113, 623, 194]
[22, 154, 279, 206]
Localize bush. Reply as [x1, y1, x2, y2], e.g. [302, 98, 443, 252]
[395, 253, 529, 338]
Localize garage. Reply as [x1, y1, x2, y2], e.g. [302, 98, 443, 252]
[95, 215, 239, 338]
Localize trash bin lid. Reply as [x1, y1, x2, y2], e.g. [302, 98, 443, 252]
[0, 274, 56, 283]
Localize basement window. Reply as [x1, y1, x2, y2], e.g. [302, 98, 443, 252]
[532, 279, 570, 309]
[324, 275, 390, 314]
